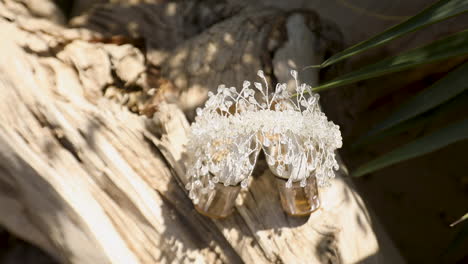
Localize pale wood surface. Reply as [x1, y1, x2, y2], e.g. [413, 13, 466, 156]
[0, 1, 404, 263]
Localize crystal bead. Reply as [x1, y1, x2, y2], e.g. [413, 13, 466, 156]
[277, 165, 285, 176]
[254, 82, 262, 90]
[208, 181, 215, 189]
[189, 190, 196, 199]
[290, 70, 297, 79]
[257, 70, 265, 78]
[241, 178, 249, 189]
[194, 180, 202, 187]
[300, 179, 307, 187]
[307, 97, 316, 105]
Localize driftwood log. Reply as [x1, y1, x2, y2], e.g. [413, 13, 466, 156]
[0, 0, 404, 263]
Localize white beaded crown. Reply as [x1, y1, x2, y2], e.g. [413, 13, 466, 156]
[185, 70, 342, 204]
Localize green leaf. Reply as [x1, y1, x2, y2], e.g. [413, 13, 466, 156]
[352, 90, 468, 149]
[451, 212, 468, 227]
[442, 221, 468, 261]
[320, 0, 468, 67]
[362, 62, 468, 138]
[352, 118, 468, 177]
[312, 30, 468, 92]
[352, 114, 429, 150]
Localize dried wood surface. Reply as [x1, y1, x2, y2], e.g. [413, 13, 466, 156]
[0, 1, 403, 263]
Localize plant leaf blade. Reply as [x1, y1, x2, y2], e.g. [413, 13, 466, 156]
[363, 62, 468, 137]
[451, 212, 468, 227]
[443, 221, 468, 261]
[313, 30, 468, 92]
[353, 90, 468, 149]
[321, 0, 468, 67]
[352, 118, 468, 177]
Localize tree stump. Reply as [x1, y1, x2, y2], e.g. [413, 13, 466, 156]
[0, 1, 403, 263]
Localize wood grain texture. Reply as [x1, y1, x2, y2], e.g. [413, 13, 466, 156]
[0, 1, 403, 263]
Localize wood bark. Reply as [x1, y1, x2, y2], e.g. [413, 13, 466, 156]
[0, 1, 403, 263]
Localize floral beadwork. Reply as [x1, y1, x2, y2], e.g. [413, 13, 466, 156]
[185, 70, 342, 204]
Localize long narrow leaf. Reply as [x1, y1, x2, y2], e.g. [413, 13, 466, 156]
[312, 30, 468, 92]
[451, 212, 468, 227]
[352, 118, 468, 177]
[363, 62, 468, 138]
[320, 0, 468, 67]
[442, 221, 468, 261]
[353, 90, 468, 149]
[352, 114, 430, 150]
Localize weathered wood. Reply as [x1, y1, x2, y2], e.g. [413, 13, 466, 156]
[0, 1, 403, 263]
